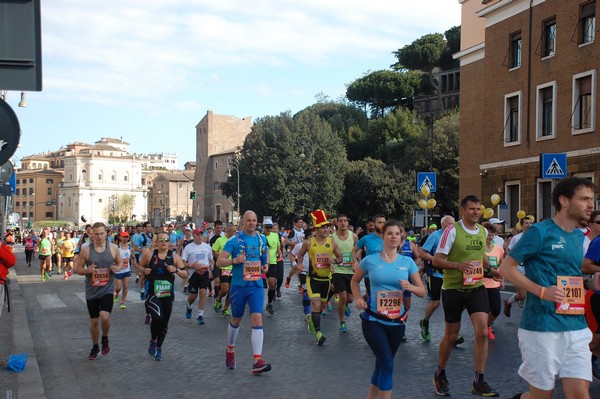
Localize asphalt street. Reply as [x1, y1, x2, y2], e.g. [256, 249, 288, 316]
[1, 245, 599, 399]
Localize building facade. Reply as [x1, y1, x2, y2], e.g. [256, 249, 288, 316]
[147, 171, 194, 226]
[13, 168, 63, 226]
[193, 110, 252, 224]
[457, 0, 599, 228]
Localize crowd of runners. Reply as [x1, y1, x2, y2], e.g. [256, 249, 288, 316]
[14, 176, 600, 398]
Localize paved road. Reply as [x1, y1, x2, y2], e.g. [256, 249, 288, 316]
[1, 245, 599, 398]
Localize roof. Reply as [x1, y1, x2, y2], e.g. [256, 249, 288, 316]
[95, 137, 130, 145]
[154, 171, 194, 182]
[210, 146, 241, 157]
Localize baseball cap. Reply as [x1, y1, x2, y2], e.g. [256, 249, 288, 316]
[489, 218, 505, 224]
[263, 218, 274, 226]
[120, 231, 130, 238]
[185, 226, 192, 231]
[428, 223, 438, 229]
[193, 228, 203, 235]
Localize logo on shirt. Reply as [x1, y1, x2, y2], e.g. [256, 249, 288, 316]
[466, 239, 484, 251]
[551, 237, 566, 250]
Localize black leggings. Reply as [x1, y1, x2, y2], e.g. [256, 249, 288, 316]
[486, 287, 501, 318]
[25, 249, 34, 264]
[276, 260, 284, 291]
[146, 294, 174, 347]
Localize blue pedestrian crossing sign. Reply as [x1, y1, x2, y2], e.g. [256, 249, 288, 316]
[540, 153, 567, 179]
[416, 172, 436, 193]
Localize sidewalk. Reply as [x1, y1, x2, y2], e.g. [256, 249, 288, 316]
[0, 258, 45, 398]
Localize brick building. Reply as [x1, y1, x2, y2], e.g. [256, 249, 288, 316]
[456, 0, 599, 228]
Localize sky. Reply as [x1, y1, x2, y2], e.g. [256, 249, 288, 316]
[8, 0, 461, 168]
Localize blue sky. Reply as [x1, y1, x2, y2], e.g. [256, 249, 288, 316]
[8, 0, 461, 168]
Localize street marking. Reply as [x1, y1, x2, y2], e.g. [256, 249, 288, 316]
[75, 292, 87, 304]
[36, 294, 67, 309]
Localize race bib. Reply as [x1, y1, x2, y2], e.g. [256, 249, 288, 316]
[315, 253, 331, 269]
[221, 269, 232, 277]
[243, 261, 261, 281]
[463, 260, 484, 285]
[153, 280, 172, 298]
[123, 258, 129, 268]
[556, 276, 585, 315]
[342, 252, 353, 266]
[92, 268, 110, 286]
[376, 290, 402, 319]
[195, 253, 206, 261]
[487, 256, 499, 269]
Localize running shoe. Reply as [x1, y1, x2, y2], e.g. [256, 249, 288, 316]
[306, 314, 316, 334]
[148, 340, 157, 357]
[420, 319, 431, 342]
[592, 358, 600, 380]
[252, 359, 272, 374]
[185, 307, 192, 319]
[321, 311, 327, 316]
[316, 331, 326, 346]
[433, 372, 451, 396]
[88, 345, 100, 361]
[101, 337, 110, 356]
[285, 277, 291, 289]
[345, 305, 351, 318]
[49, 271, 53, 277]
[197, 315, 205, 325]
[226, 350, 236, 369]
[183, 285, 188, 294]
[44, 272, 50, 280]
[214, 300, 223, 313]
[402, 335, 408, 343]
[58, 268, 62, 274]
[68, 270, 72, 277]
[135, 276, 140, 284]
[488, 326, 495, 340]
[266, 303, 274, 315]
[41, 276, 46, 282]
[503, 298, 512, 317]
[154, 347, 162, 361]
[471, 381, 499, 397]
[454, 335, 464, 346]
[333, 294, 339, 303]
[327, 303, 333, 312]
[339, 322, 348, 332]
[276, 289, 281, 298]
[120, 303, 126, 309]
[222, 309, 231, 318]
[63, 275, 68, 280]
[140, 290, 146, 301]
[144, 314, 151, 325]
[113, 294, 118, 303]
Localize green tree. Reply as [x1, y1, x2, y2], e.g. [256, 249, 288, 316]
[222, 112, 348, 224]
[117, 194, 136, 221]
[339, 158, 417, 226]
[346, 70, 422, 118]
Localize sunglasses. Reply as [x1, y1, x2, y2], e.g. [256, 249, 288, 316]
[157, 238, 169, 242]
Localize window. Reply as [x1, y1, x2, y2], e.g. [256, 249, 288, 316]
[15, 179, 19, 184]
[15, 188, 20, 196]
[67, 197, 71, 208]
[537, 180, 554, 221]
[46, 179, 53, 184]
[214, 161, 218, 170]
[98, 171, 103, 181]
[29, 201, 33, 207]
[572, 70, 596, 134]
[28, 188, 34, 195]
[123, 173, 129, 182]
[542, 18, 556, 58]
[510, 31, 522, 68]
[505, 181, 521, 228]
[47, 187, 52, 195]
[214, 181, 221, 191]
[580, 1, 596, 44]
[15, 201, 19, 207]
[21, 212, 26, 218]
[111, 171, 116, 181]
[29, 179, 33, 183]
[504, 91, 522, 145]
[536, 82, 557, 139]
[45, 212, 53, 218]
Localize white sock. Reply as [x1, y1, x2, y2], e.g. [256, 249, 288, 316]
[507, 294, 517, 305]
[228, 323, 240, 347]
[251, 327, 263, 357]
[198, 309, 204, 317]
[187, 304, 192, 310]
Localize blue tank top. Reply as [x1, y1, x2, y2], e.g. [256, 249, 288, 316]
[400, 240, 414, 259]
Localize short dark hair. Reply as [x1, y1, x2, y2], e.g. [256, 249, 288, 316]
[143, 222, 152, 228]
[552, 177, 595, 211]
[92, 222, 106, 231]
[294, 216, 303, 224]
[372, 214, 386, 222]
[460, 195, 481, 208]
[214, 220, 223, 227]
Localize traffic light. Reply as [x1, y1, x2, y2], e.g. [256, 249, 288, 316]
[190, 191, 196, 200]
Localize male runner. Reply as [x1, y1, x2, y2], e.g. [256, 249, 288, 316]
[264, 218, 282, 315]
[181, 228, 213, 325]
[213, 223, 238, 317]
[331, 214, 357, 332]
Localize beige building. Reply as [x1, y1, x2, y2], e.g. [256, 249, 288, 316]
[147, 170, 194, 226]
[193, 110, 252, 224]
[456, 0, 600, 227]
[13, 168, 63, 226]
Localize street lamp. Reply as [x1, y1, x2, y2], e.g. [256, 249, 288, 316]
[227, 161, 240, 223]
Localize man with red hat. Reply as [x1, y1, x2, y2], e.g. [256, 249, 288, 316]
[297, 209, 343, 345]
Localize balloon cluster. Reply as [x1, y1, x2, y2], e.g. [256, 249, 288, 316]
[417, 185, 436, 210]
[480, 194, 501, 219]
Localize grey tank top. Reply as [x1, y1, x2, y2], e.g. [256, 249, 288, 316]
[85, 242, 116, 299]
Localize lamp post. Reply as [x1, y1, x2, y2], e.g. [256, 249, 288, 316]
[228, 161, 240, 223]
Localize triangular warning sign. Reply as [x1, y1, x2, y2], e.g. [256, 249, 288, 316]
[420, 177, 434, 190]
[545, 158, 564, 176]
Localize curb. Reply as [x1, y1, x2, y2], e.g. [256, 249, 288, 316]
[8, 267, 46, 399]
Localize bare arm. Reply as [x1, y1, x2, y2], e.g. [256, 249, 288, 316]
[351, 268, 367, 309]
[582, 258, 600, 275]
[499, 255, 565, 302]
[74, 246, 90, 275]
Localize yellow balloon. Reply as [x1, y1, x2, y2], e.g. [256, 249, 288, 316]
[418, 199, 428, 209]
[515, 222, 522, 231]
[483, 208, 494, 219]
[526, 214, 535, 222]
[421, 185, 430, 197]
[427, 199, 437, 209]
[516, 210, 526, 219]
[490, 194, 500, 206]
[480, 204, 486, 212]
